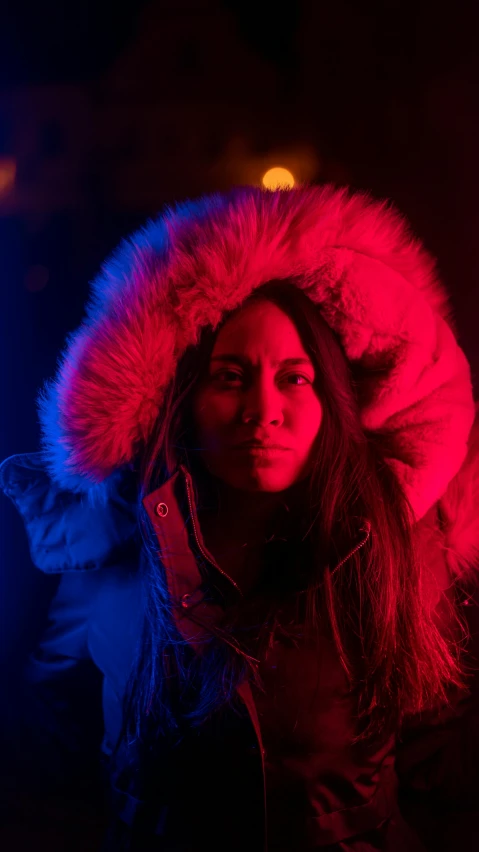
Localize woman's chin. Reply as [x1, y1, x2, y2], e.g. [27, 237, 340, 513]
[219, 468, 298, 494]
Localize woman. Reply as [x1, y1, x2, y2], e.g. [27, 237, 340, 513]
[1, 184, 478, 852]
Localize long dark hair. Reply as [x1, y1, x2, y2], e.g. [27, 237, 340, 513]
[118, 279, 468, 763]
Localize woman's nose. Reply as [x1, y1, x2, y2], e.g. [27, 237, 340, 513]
[241, 381, 284, 424]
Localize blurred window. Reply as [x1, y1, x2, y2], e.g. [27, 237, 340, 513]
[0, 115, 12, 155]
[40, 119, 65, 158]
[177, 39, 202, 74]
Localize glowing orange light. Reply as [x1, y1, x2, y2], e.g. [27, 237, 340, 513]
[0, 158, 16, 197]
[262, 166, 295, 190]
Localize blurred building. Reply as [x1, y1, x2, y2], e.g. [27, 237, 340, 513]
[0, 0, 319, 222]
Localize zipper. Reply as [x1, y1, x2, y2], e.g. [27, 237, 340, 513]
[237, 679, 269, 852]
[180, 464, 244, 596]
[260, 736, 268, 851]
[329, 519, 371, 576]
[180, 464, 268, 847]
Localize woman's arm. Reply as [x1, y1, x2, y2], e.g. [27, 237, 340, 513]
[395, 581, 479, 851]
[5, 571, 105, 798]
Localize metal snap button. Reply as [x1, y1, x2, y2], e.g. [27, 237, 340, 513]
[155, 502, 168, 517]
[181, 593, 192, 608]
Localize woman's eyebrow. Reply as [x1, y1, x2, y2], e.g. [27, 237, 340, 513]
[210, 355, 313, 367]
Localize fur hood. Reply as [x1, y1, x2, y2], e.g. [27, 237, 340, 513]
[438, 399, 479, 583]
[37, 184, 475, 530]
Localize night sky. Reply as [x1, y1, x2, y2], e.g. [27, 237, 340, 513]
[1, 0, 475, 86]
[0, 1, 148, 84]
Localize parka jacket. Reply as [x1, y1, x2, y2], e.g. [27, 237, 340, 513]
[1, 185, 479, 851]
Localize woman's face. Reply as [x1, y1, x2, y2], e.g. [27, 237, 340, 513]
[192, 299, 323, 493]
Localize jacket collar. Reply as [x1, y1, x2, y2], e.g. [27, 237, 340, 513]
[143, 463, 372, 601]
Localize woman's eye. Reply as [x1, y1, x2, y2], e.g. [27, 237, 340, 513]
[288, 374, 310, 385]
[213, 371, 310, 386]
[214, 371, 241, 382]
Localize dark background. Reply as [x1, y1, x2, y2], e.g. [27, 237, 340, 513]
[1, 0, 479, 676]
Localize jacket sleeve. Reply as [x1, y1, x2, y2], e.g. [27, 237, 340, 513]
[396, 580, 479, 808]
[2, 570, 106, 806]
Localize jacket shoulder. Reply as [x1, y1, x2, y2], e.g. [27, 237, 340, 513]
[0, 451, 139, 574]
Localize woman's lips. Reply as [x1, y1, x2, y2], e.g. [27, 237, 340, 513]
[233, 446, 289, 454]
